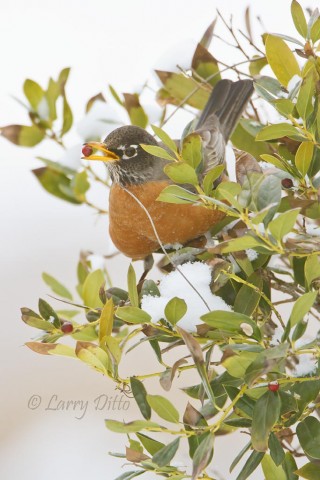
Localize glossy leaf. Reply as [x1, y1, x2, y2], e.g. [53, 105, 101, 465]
[116, 306, 151, 324]
[251, 390, 281, 451]
[296, 417, 320, 460]
[164, 297, 187, 325]
[82, 269, 105, 308]
[146, 394, 179, 423]
[130, 377, 151, 420]
[295, 141, 314, 176]
[164, 162, 198, 185]
[152, 437, 180, 467]
[265, 35, 300, 87]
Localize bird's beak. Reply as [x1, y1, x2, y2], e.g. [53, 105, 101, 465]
[82, 142, 120, 162]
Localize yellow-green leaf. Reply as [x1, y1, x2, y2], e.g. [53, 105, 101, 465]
[291, 0, 308, 38]
[82, 269, 105, 308]
[164, 162, 198, 185]
[140, 144, 176, 161]
[151, 125, 177, 154]
[42, 272, 73, 300]
[146, 394, 179, 423]
[265, 35, 300, 87]
[23, 79, 44, 110]
[1, 124, 45, 147]
[295, 141, 314, 176]
[116, 306, 151, 324]
[256, 123, 300, 141]
[156, 70, 209, 109]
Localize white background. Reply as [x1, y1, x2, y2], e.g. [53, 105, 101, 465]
[0, 1, 317, 479]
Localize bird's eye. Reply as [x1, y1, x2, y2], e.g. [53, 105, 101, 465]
[124, 147, 136, 158]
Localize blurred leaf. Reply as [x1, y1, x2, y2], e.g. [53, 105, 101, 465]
[127, 264, 139, 307]
[61, 95, 73, 135]
[156, 70, 209, 109]
[268, 209, 300, 241]
[75, 341, 109, 375]
[1, 124, 45, 146]
[249, 56, 268, 76]
[123, 93, 148, 128]
[261, 454, 286, 480]
[296, 417, 320, 460]
[256, 123, 300, 141]
[296, 462, 320, 480]
[157, 185, 198, 204]
[236, 450, 265, 480]
[305, 254, 320, 289]
[130, 377, 151, 420]
[42, 272, 73, 300]
[296, 74, 315, 121]
[82, 269, 105, 308]
[72, 170, 90, 198]
[164, 162, 198, 185]
[201, 310, 261, 341]
[85, 92, 106, 113]
[105, 335, 122, 368]
[151, 125, 177, 153]
[192, 43, 220, 87]
[234, 271, 263, 316]
[311, 17, 320, 42]
[116, 306, 151, 324]
[199, 19, 217, 49]
[251, 390, 281, 451]
[295, 141, 314, 176]
[146, 394, 179, 423]
[291, 0, 308, 38]
[140, 280, 160, 298]
[214, 235, 267, 254]
[136, 433, 165, 456]
[109, 85, 124, 106]
[164, 297, 187, 325]
[231, 119, 272, 157]
[106, 420, 159, 433]
[152, 437, 180, 467]
[23, 79, 44, 110]
[260, 154, 290, 172]
[257, 175, 282, 213]
[265, 35, 300, 87]
[38, 298, 60, 327]
[99, 298, 114, 344]
[222, 351, 258, 379]
[289, 291, 317, 327]
[21, 307, 55, 331]
[26, 342, 76, 357]
[181, 133, 203, 169]
[230, 441, 251, 473]
[254, 76, 284, 102]
[140, 144, 176, 161]
[33, 167, 81, 204]
[191, 433, 214, 480]
[272, 98, 295, 116]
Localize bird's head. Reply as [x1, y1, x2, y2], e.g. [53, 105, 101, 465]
[82, 125, 168, 186]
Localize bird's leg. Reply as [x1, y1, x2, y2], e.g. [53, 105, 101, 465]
[137, 254, 154, 293]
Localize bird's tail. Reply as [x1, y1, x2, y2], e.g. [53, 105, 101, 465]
[196, 79, 254, 140]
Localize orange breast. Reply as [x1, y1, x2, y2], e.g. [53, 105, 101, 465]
[108, 181, 225, 259]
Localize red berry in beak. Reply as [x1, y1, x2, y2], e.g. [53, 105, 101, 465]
[281, 178, 293, 189]
[268, 381, 280, 392]
[82, 145, 93, 157]
[61, 322, 74, 334]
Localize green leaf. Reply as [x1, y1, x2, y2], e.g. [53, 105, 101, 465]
[108, 84, 123, 106]
[75, 341, 109, 375]
[260, 154, 290, 173]
[217, 235, 266, 254]
[192, 42, 220, 87]
[230, 441, 251, 473]
[152, 437, 180, 467]
[38, 298, 60, 327]
[234, 272, 263, 317]
[296, 74, 315, 121]
[82, 269, 105, 308]
[116, 306, 151, 324]
[202, 165, 225, 195]
[272, 98, 295, 116]
[157, 185, 198, 204]
[191, 433, 214, 480]
[283, 452, 298, 480]
[201, 310, 261, 341]
[146, 394, 179, 423]
[114, 471, 144, 480]
[265, 35, 300, 87]
[311, 17, 320, 42]
[32, 167, 81, 204]
[127, 264, 139, 307]
[236, 450, 265, 480]
[26, 342, 76, 358]
[42, 272, 73, 300]
[21, 307, 55, 331]
[164, 162, 198, 185]
[136, 433, 165, 456]
[251, 390, 281, 451]
[164, 297, 187, 325]
[156, 70, 209, 109]
[72, 170, 90, 198]
[130, 377, 151, 420]
[256, 123, 300, 141]
[61, 95, 73, 135]
[305, 254, 320, 289]
[296, 417, 320, 460]
[289, 291, 317, 327]
[151, 125, 177, 153]
[105, 336, 121, 366]
[181, 133, 203, 169]
[295, 141, 314, 176]
[291, 0, 308, 38]
[1, 124, 45, 147]
[268, 209, 300, 241]
[296, 462, 320, 480]
[106, 419, 159, 433]
[261, 454, 286, 480]
[249, 56, 268, 76]
[140, 144, 176, 161]
[269, 432, 285, 466]
[223, 351, 258, 379]
[123, 93, 148, 128]
[23, 79, 44, 110]
[99, 298, 114, 343]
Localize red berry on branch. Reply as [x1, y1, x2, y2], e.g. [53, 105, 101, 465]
[281, 178, 293, 189]
[61, 322, 74, 334]
[268, 381, 280, 392]
[82, 145, 93, 157]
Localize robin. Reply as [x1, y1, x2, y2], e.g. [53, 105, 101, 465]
[82, 79, 253, 259]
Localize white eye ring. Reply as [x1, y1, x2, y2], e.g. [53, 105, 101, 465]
[122, 145, 138, 160]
